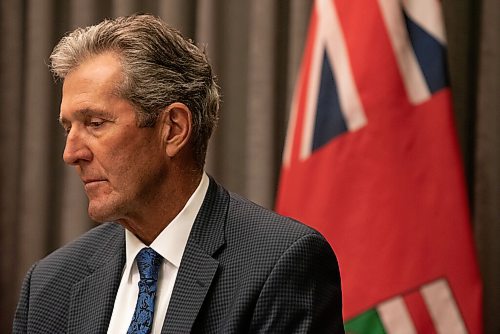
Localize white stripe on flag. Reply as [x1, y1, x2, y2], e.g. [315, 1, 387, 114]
[300, 5, 323, 160]
[299, 0, 366, 160]
[421, 279, 468, 334]
[319, 0, 366, 134]
[402, 0, 446, 44]
[377, 0, 430, 104]
[377, 296, 417, 334]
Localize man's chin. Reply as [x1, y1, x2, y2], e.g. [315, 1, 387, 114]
[87, 203, 120, 223]
[88, 211, 111, 223]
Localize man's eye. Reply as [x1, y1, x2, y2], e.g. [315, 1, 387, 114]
[88, 118, 105, 128]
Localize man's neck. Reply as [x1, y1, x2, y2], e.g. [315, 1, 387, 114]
[118, 170, 203, 245]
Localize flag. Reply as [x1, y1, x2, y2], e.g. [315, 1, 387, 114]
[275, 0, 482, 332]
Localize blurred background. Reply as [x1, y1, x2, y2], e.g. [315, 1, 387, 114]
[0, 0, 498, 332]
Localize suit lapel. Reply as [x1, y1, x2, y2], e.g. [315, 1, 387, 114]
[161, 178, 229, 334]
[67, 223, 125, 334]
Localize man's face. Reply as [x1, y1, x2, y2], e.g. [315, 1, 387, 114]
[59, 52, 168, 223]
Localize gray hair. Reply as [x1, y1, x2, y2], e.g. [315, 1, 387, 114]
[50, 14, 220, 169]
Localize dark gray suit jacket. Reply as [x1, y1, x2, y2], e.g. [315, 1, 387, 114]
[13, 179, 344, 333]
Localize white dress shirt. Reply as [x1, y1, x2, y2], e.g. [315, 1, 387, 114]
[107, 173, 209, 334]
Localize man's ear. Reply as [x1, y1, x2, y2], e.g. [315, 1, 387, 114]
[159, 102, 192, 158]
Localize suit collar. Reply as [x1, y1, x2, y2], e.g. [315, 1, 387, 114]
[67, 223, 126, 334]
[187, 176, 228, 255]
[161, 177, 229, 333]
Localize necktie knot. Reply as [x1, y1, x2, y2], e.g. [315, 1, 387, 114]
[136, 247, 162, 281]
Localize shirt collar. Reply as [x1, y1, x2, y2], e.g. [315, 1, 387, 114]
[124, 173, 210, 270]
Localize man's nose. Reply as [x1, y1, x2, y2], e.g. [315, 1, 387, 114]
[63, 129, 92, 165]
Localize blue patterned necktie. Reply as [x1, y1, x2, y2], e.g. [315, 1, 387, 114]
[127, 247, 163, 334]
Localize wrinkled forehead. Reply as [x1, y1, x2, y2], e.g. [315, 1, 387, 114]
[59, 52, 129, 121]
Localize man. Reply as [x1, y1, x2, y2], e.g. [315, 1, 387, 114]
[13, 14, 344, 333]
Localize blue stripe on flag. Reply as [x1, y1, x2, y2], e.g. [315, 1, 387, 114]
[403, 11, 449, 94]
[312, 51, 347, 151]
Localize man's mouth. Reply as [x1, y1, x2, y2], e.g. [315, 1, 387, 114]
[82, 178, 105, 184]
[82, 178, 107, 191]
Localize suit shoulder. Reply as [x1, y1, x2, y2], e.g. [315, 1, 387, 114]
[34, 222, 123, 275]
[227, 192, 325, 244]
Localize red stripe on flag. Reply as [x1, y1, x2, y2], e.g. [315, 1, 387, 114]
[333, 0, 411, 119]
[404, 290, 437, 334]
